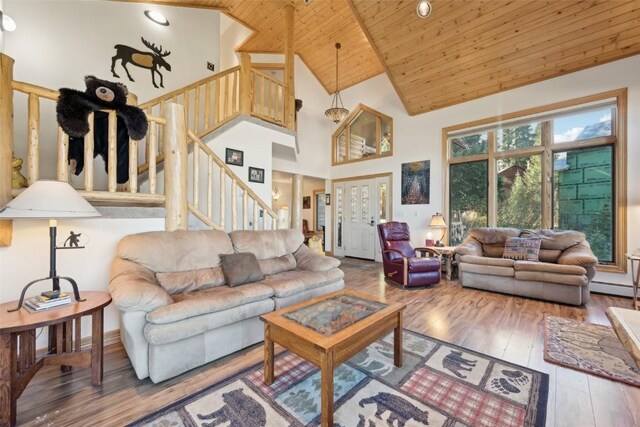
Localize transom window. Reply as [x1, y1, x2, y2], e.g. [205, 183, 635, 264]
[444, 89, 627, 273]
[332, 104, 393, 165]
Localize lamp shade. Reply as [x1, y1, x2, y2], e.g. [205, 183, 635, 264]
[428, 212, 447, 229]
[0, 180, 101, 219]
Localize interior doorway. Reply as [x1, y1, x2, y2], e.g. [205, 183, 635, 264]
[332, 173, 391, 262]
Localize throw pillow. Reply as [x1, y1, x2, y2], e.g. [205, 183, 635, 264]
[503, 237, 541, 261]
[220, 253, 264, 287]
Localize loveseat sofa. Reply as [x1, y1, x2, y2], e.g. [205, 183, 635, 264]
[108, 229, 344, 383]
[455, 228, 598, 305]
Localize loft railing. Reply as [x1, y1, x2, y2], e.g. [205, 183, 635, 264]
[251, 69, 285, 125]
[1, 52, 285, 245]
[11, 80, 166, 204]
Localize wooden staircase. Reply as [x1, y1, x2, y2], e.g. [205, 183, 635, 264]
[0, 52, 295, 245]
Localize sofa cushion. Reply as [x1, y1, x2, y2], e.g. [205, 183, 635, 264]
[117, 230, 234, 273]
[514, 261, 586, 275]
[538, 249, 562, 263]
[220, 253, 264, 287]
[155, 267, 225, 295]
[229, 229, 303, 260]
[514, 270, 588, 286]
[469, 227, 521, 245]
[503, 237, 541, 261]
[556, 241, 599, 267]
[259, 254, 296, 275]
[146, 283, 274, 325]
[144, 299, 274, 345]
[483, 244, 505, 258]
[459, 262, 514, 277]
[392, 257, 440, 272]
[521, 229, 585, 251]
[260, 268, 345, 298]
[294, 244, 341, 271]
[460, 255, 515, 267]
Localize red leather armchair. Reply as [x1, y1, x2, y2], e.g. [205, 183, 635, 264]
[377, 221, 441, 287]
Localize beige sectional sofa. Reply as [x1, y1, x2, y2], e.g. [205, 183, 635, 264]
[108, 229, 344, 383]
[456, 228, 598, 305]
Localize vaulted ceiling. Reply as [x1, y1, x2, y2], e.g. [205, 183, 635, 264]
[136, 0, 640, 115]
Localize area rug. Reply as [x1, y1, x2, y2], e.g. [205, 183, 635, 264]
[544, 315, 640, 387]
[130, 329, 548, 427]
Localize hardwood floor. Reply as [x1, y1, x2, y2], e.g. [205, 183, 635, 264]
[16, 258, 640, 426]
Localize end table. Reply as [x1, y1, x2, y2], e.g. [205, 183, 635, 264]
[426, 245, 458, 281]
[0, 291, 111, 426]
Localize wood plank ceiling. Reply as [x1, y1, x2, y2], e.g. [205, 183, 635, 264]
[136, 0, 640, 115]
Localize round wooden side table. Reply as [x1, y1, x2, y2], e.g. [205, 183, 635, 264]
[0, 291, 112, 427]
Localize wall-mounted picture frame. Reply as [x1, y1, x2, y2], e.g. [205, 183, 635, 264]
[303, 196, 311, 209]
[325, 193, 331, 206]
[225, 148, 244, 166]
[248, 167, 265, 183]
[401, 160, 430, 204]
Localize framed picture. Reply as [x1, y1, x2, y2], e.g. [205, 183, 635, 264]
[325, 193, 331, 206]
[225, 148, 243, 166]
[303, 196, 311, 209]
[401, 160, 430, 204]
[248, 167, 264, 183]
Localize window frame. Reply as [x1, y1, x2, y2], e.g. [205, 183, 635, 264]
[442, 89, 627, 273]
[332, 103, 393, 166]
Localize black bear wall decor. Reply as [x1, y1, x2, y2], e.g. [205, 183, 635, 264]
[111, 37, 172, 88]
[56, 75, 148, 184]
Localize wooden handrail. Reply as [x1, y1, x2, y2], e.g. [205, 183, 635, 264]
[250, 68, 285, 126]
[12, 80, 59, 100]
[187, 129, 277, 230]
[139, 66, 240, 110]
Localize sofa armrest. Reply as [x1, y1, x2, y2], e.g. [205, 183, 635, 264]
[455, 239, 483, 257]
[293, 244, 341, 272]
[557, 241, 598, 267]
[108, 257, 173, 313]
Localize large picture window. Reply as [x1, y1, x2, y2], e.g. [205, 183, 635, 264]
[444, 89, 627, 272]
[332, 104, 393, 165]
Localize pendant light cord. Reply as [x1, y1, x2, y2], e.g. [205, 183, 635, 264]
[335, 42, 341, 93]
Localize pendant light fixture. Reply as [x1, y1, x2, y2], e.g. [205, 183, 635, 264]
[325, 43, 349, 124]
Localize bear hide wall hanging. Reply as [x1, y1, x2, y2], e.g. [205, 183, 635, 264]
[56, 75, 148, 184]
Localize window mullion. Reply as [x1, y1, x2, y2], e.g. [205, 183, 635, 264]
[488, 131, 497, 227]
[541, 121, 553, 229]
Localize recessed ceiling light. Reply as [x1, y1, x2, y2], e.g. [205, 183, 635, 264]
[144, 10, 169, 26]
[0, 10, 16, 32]
[416, 0, 433, 19]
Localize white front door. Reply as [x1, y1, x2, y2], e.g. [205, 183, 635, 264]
[344, 179, 376, 260]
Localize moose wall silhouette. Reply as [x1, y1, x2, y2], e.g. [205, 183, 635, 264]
[111, 37, 171, 88]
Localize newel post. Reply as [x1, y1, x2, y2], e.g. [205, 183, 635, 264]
[239, 53, 252, 115]
[0, 53, 15, 247]
[163, 103, 188, 231]
[283, 3, 295, 130]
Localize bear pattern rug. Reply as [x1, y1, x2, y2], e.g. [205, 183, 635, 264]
[130, 330, 548, 427]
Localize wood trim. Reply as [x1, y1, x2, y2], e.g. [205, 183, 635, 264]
[112, 0, 228, 12]
[442, 89, 627, 135]
[251, 63, 285, 70]
[443, 89, 628, 272]
[331, 103, 394, 166]
[312, 188, 324, 232]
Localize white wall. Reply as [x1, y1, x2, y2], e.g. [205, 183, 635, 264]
[219, 13, 251, 70]
[5, 0, 220, 182]
[0, 217, 164, 348]
[330, 54, 640, 292]
[0, 0, 5, 52]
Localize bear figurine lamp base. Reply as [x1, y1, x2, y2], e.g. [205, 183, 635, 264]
[0, 180, 101, 312]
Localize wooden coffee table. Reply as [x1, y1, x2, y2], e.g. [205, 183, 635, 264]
[260, 290, 405, 427]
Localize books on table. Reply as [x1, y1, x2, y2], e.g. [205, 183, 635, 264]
[25, 292, 72, 311]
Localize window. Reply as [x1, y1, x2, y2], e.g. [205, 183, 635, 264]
[444, 90, 627, 272]
[332, 104, 393, 165]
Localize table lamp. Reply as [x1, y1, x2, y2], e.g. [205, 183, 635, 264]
[0, 180, 101, 311]
[428, 212, 447, 247]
